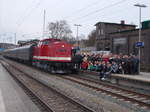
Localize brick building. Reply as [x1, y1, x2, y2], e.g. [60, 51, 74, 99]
[95, 21, 136, 51]
[110, 25, 150, 65]
[94, 20, 150, 65]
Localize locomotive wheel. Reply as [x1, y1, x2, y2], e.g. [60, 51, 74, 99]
[48, 66, 55, 73]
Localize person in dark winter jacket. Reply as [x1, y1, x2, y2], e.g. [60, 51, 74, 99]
[131, 55, 139, 74]
[117, 64, 123, 74]
[121, 55, 129, 74]
[102, 63, 112, 80]
[111, 61, 118, 73]
[73, 53, 83, 69]
[99, 61, 106, 79]
[100, 62, 112, 80]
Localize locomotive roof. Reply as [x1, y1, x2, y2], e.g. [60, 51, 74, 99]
[40, 38, 62, 42]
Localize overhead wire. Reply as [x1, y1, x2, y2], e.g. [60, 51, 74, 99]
[16, 0, 42, 30]
[83, 0, 148, 26]
[68, 0, 132, 38]
[79, 4, 132, 25]
[17, 0, 66, 33]
[63, 0, 106, 19]
[69, 0, 129, 22]
[15, 0, 144, 38]
[16, 0, 38, 25]
[68, 0, 130, 37]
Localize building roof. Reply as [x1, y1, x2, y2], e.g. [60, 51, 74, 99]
[109, 27, 150, 35]
[95, 21, 136, 27]
[142, 20, 150, 23]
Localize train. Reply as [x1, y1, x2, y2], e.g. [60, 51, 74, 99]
[3, 38, 77, 74]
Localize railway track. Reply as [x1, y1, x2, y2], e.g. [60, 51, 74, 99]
[61, 75, 150, 110]
[2, 58, 150, 111]
[1, 60, 95, 112]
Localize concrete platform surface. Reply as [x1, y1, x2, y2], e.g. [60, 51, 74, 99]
[0, 64, 41, 112]
[112, 72, 150, 83]
[81, 70, 150, 91]
[110, 72, 150, 91]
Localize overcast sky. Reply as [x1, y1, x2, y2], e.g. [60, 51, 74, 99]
[0, 0, 150, 43]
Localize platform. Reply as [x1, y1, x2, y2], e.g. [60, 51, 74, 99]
[110, 72, 150, 91]
[80, 70, 150, 91]
[0, 63, 41, 112]
[111, 72, 150, 83]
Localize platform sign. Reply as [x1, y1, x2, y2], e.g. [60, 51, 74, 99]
[135, 42, 144, 47]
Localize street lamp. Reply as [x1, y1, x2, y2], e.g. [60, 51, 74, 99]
[74, 24, 82, 49]
[134, 3, 147, 74]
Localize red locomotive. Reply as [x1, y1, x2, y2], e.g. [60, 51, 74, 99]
[3, 38, 77, 73]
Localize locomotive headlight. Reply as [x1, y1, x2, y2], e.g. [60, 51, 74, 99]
[62, 45, 64, 47]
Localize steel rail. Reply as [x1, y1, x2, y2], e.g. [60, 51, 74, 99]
[1, 60, 95, 112]
[61, 75, 150, 109]
[1, 61, 53, 112]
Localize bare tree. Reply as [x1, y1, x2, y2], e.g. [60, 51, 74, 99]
[47, 20, 72, 39]
[85, 30, 96, 46]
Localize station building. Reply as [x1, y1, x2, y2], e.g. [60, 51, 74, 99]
[95, 20, 150, 66]
[95, 20, 136, 51]
[110, 20, 150, 65]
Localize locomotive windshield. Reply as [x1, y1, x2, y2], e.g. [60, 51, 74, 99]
[42, 40, 49, 45]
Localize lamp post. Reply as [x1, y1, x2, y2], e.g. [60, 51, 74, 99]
[43, 9, 46, 38]
[14, 33, 16, 45]
[74, 24, 82, 49]
[134, 3, 147, 74]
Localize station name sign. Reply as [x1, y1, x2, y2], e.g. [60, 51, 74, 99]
[135, 42, 144, 47]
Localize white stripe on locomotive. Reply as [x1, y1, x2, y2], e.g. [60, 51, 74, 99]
[33, 56, 71, 61]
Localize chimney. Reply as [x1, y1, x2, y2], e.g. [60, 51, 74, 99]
[121, 20, 125, 25]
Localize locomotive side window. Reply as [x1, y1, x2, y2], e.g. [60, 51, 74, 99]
[38, 42, 42, 46]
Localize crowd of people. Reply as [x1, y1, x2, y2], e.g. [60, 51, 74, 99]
[74, 53, 139, 80]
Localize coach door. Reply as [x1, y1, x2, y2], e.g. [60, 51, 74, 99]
[40, 40, 49, 57]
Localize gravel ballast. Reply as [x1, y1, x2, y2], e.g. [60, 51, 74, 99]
[2, 59, 140, 112]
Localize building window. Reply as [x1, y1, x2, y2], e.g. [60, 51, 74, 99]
[99, 30, 101, 35]
[101, 29, 104, 35]
[98, 29, 104, 35]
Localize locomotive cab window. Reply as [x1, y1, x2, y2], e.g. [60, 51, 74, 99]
[42, 40, 49, 45]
